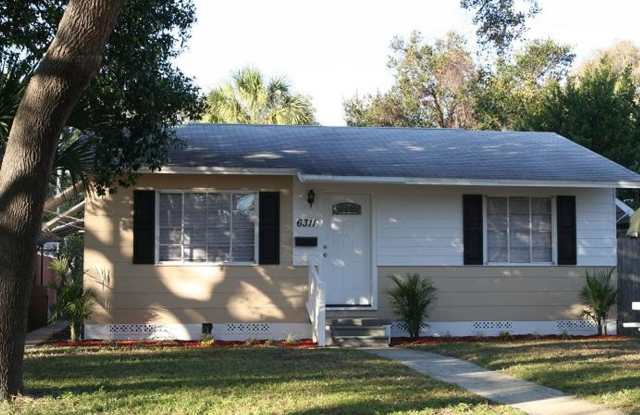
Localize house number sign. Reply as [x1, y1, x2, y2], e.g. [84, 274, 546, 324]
[296, 217, 320, 228]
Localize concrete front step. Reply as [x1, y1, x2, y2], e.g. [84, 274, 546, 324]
[329, 321, 391, 347]
[329, 318, 391, 327]
[331, 326, 387, 338]
[332, 336, 390, 348]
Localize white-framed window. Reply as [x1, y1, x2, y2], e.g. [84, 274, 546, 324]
[156, 191, 258, 264]
[485, 196, 554, 264]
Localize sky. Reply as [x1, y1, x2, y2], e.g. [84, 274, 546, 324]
[176, 0, 640, 126]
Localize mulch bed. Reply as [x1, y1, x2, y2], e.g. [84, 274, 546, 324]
[44, 338, 316, 349]
[43, 334, 631, 349]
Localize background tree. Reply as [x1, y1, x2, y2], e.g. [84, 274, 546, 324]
[473, 39, 575, 130]
[460, 0, 540, 54]
[0, 0, 123, 399]
[0, 0, 204, 398]
[577, 40, 640, 82]
[0, 0, 204, 194]
[204, 67, 315, 125]
[530, 60, 640, 171]
[345, 32, 479, 128]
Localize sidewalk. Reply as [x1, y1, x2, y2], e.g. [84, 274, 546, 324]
[25, 321, 68, 346]
[367, 347, 621, 415]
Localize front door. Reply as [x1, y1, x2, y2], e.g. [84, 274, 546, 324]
[322, 193, 371, 307]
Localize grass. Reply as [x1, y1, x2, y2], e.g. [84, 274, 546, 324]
[2, 344, 521, 415]
[407, 337, 640, 414]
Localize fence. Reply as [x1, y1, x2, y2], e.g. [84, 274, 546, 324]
[617, 237, 640, 335]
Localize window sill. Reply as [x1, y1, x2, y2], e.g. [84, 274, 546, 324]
[155, 262, 257, 267]
[484, 262, 555, 267]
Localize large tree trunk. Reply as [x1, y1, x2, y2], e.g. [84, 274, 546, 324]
[0, 0, 123, 400]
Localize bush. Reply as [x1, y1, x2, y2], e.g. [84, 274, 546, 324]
[388, 273, 437, 339]
[49, 257, 94, 341]
[200, 334, 215, 346]
[581, 268, 616, 336]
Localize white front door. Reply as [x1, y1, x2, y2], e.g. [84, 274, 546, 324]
[321, 193, 371, 306]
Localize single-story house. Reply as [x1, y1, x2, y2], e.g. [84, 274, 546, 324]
[83, 124, 640, 344]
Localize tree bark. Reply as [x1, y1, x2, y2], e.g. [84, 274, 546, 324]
[0, 0, 122, 400]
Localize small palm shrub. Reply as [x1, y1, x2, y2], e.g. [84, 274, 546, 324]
[581, 268, 616, 336]
[388, 274, 437, 339]
[49, 257, 94, 341]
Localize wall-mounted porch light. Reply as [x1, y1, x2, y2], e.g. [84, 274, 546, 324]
[307, 189, 316, 207]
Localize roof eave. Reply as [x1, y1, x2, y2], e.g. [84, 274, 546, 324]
[298, 174, 640, 189]
[140, 167, 640, 188]
[146, 166, 298, 175]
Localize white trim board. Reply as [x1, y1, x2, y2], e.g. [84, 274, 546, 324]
[147, 167, 298, 176]
[85, 320, 615, 342]
[299, 174, 640, 189]
[85, 323, 312, 341]
[390, 320, 617, 338]
[141, 167, 640, 188]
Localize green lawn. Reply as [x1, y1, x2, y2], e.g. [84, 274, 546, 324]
[3, 344, 520, 415]
[407, 337, 640, 414]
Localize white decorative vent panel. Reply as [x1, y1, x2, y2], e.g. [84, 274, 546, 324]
[556, 320, 597, 330]
[223, 323, 271, 335]
[108, 324, 173, 340]
[472, 321, 513, 330]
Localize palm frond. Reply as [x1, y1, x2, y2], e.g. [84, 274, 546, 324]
[0, 55, 32, 145]
[50, 129, 95, 191]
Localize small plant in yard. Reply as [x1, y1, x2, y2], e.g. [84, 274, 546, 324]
[244, 338, 258, 346]
[200, 334, 215, 347]
[498, 331, 512, 340]
[581, 268, 616, 336]
[388, 273, 437, 339]
[49, 257, 95, 341]
[284, 333, 297, 344]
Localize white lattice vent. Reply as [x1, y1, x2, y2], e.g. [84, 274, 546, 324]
[223, 323, 271, 335]
[556, 320, 597, 330]
[472, 321, 513, 330]
[108, 324, 173, 340]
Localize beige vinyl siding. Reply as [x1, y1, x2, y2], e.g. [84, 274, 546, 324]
[326, 266, 613, 322]
[84, 174, 309, 325]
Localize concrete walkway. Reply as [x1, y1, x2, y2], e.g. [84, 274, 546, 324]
[25, 321, 68, 346]
[367, 348, 621, 415]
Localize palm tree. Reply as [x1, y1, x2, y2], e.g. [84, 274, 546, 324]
[204, 67, 315, 125]
[49, 256, 95, 342]
[581, 268, 617, 336]
[388, 273, 437, 339]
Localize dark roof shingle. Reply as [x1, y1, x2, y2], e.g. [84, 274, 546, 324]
[168, 123, 640, 185]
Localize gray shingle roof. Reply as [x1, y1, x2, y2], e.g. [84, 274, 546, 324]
[168, 123, 640, 186]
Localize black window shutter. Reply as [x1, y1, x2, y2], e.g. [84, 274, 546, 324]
[556, 195, 577, 265]
[133, 190, 155, 264]
[259, 192, 280, 265]
[463, 194, 483, 265]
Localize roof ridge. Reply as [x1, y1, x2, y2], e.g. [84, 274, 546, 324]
[177, 122, 562, 136]
[179, 122, 466, 132]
